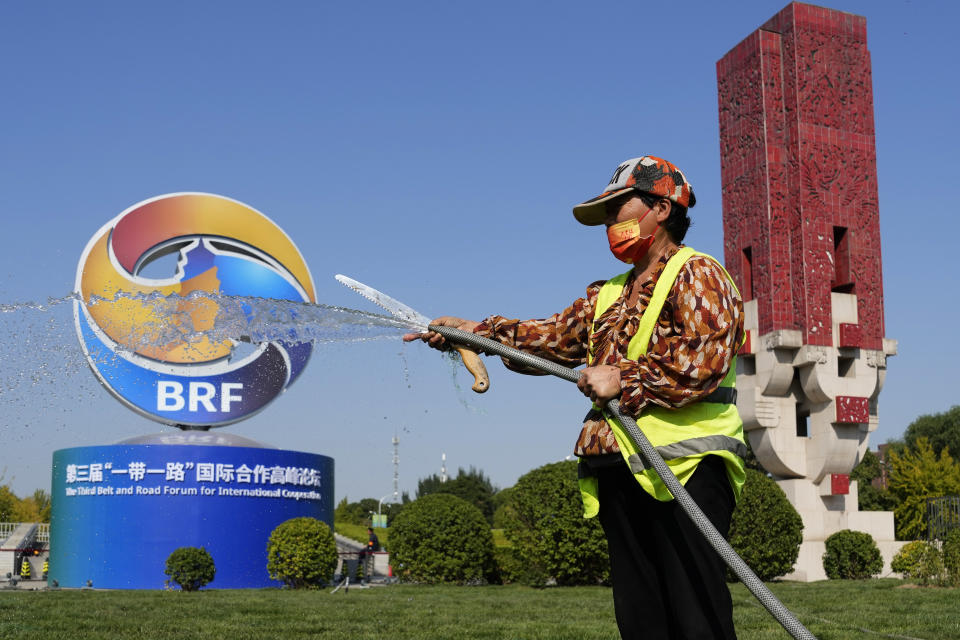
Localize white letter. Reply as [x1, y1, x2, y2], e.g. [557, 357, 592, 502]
[189, 382, 217, 412]
[220, 383, 243, 412]
[157, 381, 185, 411]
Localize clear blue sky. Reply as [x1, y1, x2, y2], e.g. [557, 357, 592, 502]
[1, 1, 956, 503]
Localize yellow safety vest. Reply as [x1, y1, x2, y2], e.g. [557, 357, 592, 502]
[578, 246, 747, 518]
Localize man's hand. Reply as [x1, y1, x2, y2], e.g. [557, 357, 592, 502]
[577, 365, 622, 404]
[402, 316, 480, 350]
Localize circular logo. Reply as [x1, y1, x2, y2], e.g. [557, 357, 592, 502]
[74, 193, 316, 428]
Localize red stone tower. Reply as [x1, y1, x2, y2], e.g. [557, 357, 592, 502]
[719, 1, 884, 350]
[717, 2, 899, 580]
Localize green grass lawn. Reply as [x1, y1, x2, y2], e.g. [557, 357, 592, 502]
[1, 580, 957, 640]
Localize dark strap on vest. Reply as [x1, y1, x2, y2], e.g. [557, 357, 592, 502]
[582, 387, 736, 422]
[703, 387, 737, 405]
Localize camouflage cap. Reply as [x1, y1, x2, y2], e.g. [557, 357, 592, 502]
[572, 156, 696, 226]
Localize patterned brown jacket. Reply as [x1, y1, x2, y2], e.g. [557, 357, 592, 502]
[473, 245, 744, 457]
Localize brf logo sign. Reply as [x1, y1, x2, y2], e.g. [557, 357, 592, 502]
[73, 193, 315, 428]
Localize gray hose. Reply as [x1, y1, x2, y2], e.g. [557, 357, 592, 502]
[429, 325, 817, 640]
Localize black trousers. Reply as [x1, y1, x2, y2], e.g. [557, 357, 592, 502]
[596, 455, 737, 640]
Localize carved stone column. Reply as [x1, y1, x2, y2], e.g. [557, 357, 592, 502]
[717, 2, 903, 581]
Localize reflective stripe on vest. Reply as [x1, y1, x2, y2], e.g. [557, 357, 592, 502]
[626, 434, 748, 473]
[578, 246, 747, 516]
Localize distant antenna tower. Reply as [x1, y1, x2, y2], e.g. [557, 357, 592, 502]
[392, 432, 400, 501]
[441, 452, 447, 483]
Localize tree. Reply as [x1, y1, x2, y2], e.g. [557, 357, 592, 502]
[500, 460, 609, 586]
[727, 469, 803, 581]
[851, 450, 881, 484]
[417, 467, 498, 524]
[492, 486, 517, 530]
[850, 450, 896, 512]
[416, 473, 445, 498]
[389, 493, 494, 584]
[164, 547, 215, 591]
[887, 437, 960, 540]
[359, 497, 380, 514]
[491, 486, 515, 513]
[266, 517, 338, 588]
[335, 495, 407, 526]
[334, 496, 357, 523]
[32, 489, 51, 523]
[904, 405, 960, 459]
[0, 486, 17, 522]
[0, 485, 45, 522]
[858, 483, 898, 513]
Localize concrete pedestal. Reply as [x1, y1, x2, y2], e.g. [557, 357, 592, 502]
[778, 479, 904, 581]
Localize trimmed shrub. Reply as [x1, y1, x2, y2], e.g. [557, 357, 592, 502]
[823, 529, 883, 579]
[491, 546, 524, 585]
[266, 517, 338, 589]
[916, 541, 945, 586]
[892, 540, 942, 585]
[165, 546, 215, 591]
[492, 501, 518, 531]
[389, 493, 494, 584]
[891, 540, 928, 577]
[500, 460, 609, 586]
[942, 528, 960, 587]
[727, 469, 803, 581]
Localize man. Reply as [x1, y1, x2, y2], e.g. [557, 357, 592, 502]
[359, 526, 380, 583]
[405, 156, 746, 640]
[366, 527, 381, 554]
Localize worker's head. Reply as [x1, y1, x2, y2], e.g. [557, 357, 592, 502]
[574, 156, 694, 265]
[367, 527, 373, 533]
[573, 156, 694, 239]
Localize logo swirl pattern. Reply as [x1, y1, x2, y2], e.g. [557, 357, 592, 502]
[74, 193, 315, 428]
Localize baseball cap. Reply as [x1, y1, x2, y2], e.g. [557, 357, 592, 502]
[572, 156, 696, 226]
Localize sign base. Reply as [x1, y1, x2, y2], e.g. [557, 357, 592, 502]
[50, 433, 333, 589]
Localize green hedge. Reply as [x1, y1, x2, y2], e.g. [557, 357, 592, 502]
[891, 529, 960, 586]
[500, 460, 609, 586]
[823, 529, 883, 580]
[727, 469, 803, 581]
[164, 547, 215, 591]
[389, 493, 495, 584]
[491, 547, 524, 584]
[943, 528, 960, 587]
[891, 541, 930, 579]
[266, 517, 338, 588]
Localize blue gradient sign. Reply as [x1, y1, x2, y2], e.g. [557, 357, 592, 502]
[50, 443, 334, 589]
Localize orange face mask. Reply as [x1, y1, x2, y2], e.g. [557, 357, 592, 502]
[606, 211, 657, 264]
